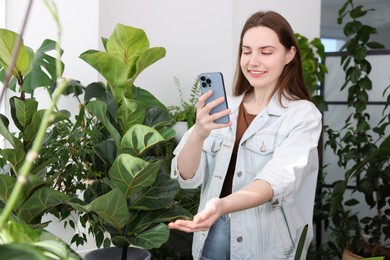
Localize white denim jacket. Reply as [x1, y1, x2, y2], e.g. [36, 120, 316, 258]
[171, 92, 322, 260]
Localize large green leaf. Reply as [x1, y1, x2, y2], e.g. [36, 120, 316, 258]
[127, 205, 192, 235]
[86, 100, 121, 148]
[127, 47, 166, 91]
[0, 174, 26, 210]
[131, 87, 166, 110]
[0, 114, 22, 149]
[109, 154, 160, 199]
[126, 223, 169, 250]
[9, 97, 38, 132]
[120, 124, 165, 157]
[0, 243, 47, 260]
[106, 23, 150, 79]
[23, 39, 64, 93]
[17, 187, 71, 224]
[0, 220, 81, 260]
[79, 50, 127, 87]
[144, 106, 173, 128]
[93, 139, 117, 167]
[0, 28, 33, 78]
[0, 148, 26, 174]
[116, 98, 146, 134]
[84, 188, 129, 230]
[130, 171, 179, 210]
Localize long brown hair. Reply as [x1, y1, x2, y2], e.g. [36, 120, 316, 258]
[232, 11, 310, 102]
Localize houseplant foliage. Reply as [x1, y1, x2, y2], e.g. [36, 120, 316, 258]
[0, 27, 83, 259]
[321, 0, 390, 258]
[295, 33, 328, 112]
[76, 23, 191, 255]
[168, 77, 200, 129]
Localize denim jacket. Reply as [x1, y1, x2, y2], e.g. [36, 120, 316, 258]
[171, 92, 322, 260]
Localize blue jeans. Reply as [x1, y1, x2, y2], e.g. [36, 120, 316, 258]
[200, 215, 230, 260]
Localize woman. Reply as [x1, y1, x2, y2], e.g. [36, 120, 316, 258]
[169, 11, 322, 259]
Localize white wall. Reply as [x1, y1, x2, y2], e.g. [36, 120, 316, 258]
[4, 0, 321, 111]
[99, 0, 321, 107]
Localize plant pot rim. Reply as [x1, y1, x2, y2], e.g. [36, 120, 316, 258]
[84, 246, 151, 260]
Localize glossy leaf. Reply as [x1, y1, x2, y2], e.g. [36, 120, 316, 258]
[23, 39, 64, 93]
[0, 174, 26, 210]
[0, 148, 26, 174]
[0, 114, 22, 149]
[93, 139, 117, 167]
[106, 23, 149, 79]
[17, 187, 71, 224]
[109, 154, 160, 199]
[116, 98, 146, 134]
[144, 105, 172, 129]
[126, 223, 169, 250]
[0, 28, 33, 78]
[127, 47, 166, 90]
[120, 124, 165, 157]
[84, 188, 129, 230]
[79, 50, 127, 87]
[86, 100, 121, 148]
[127, 205, 192, 235]
[9, 97, 38, 132]
[130, 171, 179, 210]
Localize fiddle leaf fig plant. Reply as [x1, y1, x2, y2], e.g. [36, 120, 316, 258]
[77, 23, 191, 252]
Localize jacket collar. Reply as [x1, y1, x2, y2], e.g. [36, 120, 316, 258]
[227, 91, 289, 143]
[227, 91, 288, 117]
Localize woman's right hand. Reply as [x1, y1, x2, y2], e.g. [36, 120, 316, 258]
[192, 90, 232, 140]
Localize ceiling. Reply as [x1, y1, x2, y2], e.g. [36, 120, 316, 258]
[321, 0, 390, 48]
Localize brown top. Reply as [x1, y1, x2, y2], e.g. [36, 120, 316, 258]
[220, 101, 257, 198]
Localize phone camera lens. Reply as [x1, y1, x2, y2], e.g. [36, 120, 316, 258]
[206, 79, 212, 85]
[202, 82, 207, 88]
[200, 76, 206, 81]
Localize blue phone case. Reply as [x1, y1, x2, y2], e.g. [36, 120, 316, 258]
[199, 72, 230, 124]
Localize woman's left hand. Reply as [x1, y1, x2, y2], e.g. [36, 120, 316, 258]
[168, 198, 223, 233]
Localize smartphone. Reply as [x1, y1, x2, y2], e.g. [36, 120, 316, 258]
[198, 72, 230, 124]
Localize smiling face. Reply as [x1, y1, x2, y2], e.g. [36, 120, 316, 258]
[240, 26, 295, 93]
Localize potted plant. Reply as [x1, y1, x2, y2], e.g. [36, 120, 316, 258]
[168, 77, 200, 143]
[321, 0, 390, 259]
[73, 23, 191, 259]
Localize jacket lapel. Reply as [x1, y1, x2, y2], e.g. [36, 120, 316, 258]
[239, 92, 287, 144]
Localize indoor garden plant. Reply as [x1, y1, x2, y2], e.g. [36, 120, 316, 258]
[319, 0, 390, 259]
[0, 17, 84, 259]
[0, 17, 192, 260]
[74, 23, 192, 259]
[168, 76, 200, 129]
